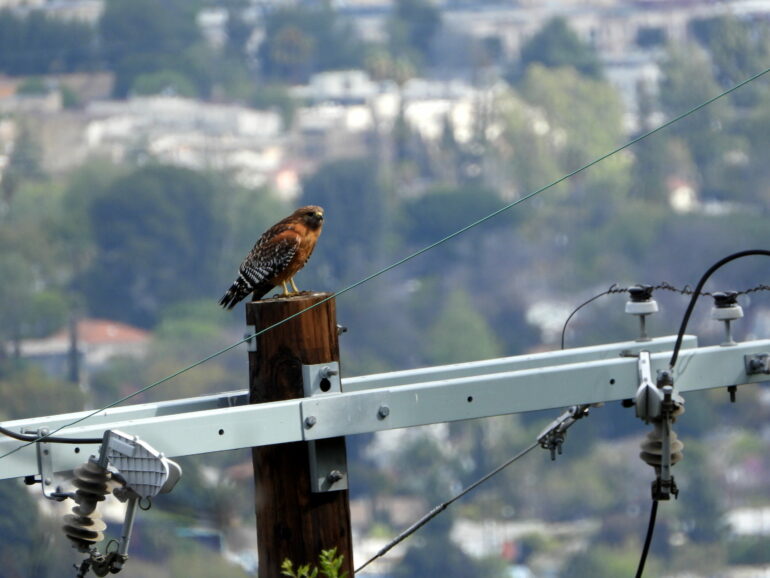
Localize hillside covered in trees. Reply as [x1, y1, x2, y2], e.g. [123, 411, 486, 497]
[2, 1, 770, 576]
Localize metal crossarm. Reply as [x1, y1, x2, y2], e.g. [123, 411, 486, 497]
[6, 334, 770, 481]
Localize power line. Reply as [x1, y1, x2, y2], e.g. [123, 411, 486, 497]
[635, 500, 659, 578]
[560, 281, 770, 349]
[2, 66, 768, 460]
[668, 249, 770, 369]
[355, 440, 540, 574]
[560, 284, 627, 349]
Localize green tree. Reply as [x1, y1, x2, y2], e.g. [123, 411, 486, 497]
[426, 289, 503, 365]
[493, 88, 563, 197]
[689, 15, 770, 107]
[514, 17, 602, 81]
[659, 44, 731, 190]
[0, 9, 98, 75]
[496, 67, 628, 200]
[0, 365, 86, 419]
[630, 81, 671, 203]
[388, 0, 442, 66]
[1, 125, 44, 209]
[399, 184, 506, 249]
[131, 70, 198, 97]
[0, 254, 38, 355]
[733, 91, 770, 206]
[100, 0, 203, 97]
[224, 4, 254, 62]
[564, 543, 658, 578]
[80, 165, 225, 327]
[300, 159, 388, 282]
[0, 480, 47, 577]
[259, 6, 364, 83]
[677, 441, 726, 544]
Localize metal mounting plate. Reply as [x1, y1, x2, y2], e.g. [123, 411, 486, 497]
[301, 361, 347, 493]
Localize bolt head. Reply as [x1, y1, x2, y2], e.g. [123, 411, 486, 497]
[304, 416, 317, 428]
[320, 366, 339, 379]
[326, 470, 344, 483]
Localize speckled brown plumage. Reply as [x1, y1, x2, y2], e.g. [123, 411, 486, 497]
[218, 206, 324, 309]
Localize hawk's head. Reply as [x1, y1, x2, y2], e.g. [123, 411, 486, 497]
[297, 205, 324, 229]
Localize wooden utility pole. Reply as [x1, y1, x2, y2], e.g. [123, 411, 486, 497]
[246, 293, 354, 578]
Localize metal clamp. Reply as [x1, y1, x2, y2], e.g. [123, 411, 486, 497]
[21, 428, 71, 501]
[302, 362, 342, 396]
[633, 352, 684, 501]
[745, 353, 770, 375]
[537, 405, 590, 460]
[301, 362, 348, 493]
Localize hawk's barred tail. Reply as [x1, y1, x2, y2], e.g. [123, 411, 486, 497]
[218, 276, 274, 310]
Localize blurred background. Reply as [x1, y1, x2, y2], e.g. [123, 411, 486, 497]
[1, 0, 770, 576]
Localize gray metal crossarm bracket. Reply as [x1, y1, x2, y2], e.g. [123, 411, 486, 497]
[342, 335, 695, 392]
[25, 429, 70, 501]
[302, 362, 348, 493]
[302, 362, 341, 396]
[16, 334, 770, 485]
[635, 352, 660, 422]
[1, 335, 692, 442]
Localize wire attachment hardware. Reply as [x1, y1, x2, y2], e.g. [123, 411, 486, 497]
[22, 428, 74, 501]
[634, 352, 684, 501]
[537, 404, 591, 460]
[711, 291, 743, 346]
[60, 430, 182, 577]
[625, 285, 659, 342]
[63, 461, 111, 551]
[301, 362, 349, 492]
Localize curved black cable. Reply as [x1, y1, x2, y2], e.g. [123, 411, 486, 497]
[560, 284, 627, 349]
[0, 424, 102, 445]
[669, 250, 770, 369]
[635, 499, 659, 578]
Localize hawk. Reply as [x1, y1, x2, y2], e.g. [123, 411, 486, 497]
[218, 205, 325, 309]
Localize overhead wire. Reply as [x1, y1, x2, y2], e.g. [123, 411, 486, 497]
[635, 500, 659, 578]
[668, 249, 770, 369]
[559, 281, 770, 350]
[355, 440, 540, 574]
[2, 66, 769, 460]
[0, 424, 100, 445]
[632, 251, 770, 577]
[560, 283, 627, 349]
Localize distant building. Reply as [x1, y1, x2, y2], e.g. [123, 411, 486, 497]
[85, 95, 285, 187]
[10, 318, 151, 386]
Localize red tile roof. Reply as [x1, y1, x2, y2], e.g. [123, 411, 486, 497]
[51, 319, 150, 345]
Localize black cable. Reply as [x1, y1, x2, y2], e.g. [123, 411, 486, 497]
[560, 284, 627, 349]
[635, 499, 659, 578]
[635, 250, 770, 576]
[560, 280, 770, 351]
[669, 250, 770, 369]
[0, 424, 101, 445]
[354, 440, 540, 574]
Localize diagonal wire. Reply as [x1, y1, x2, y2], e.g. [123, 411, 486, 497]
[2, 66, 769, 461]
[355, 440, 540, 574]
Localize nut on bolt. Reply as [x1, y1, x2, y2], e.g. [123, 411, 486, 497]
[320, 366, 338, 379]
[304, 416, 317, 428]
[326, 470, 344, 484]
[377, 405, 390, 419]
